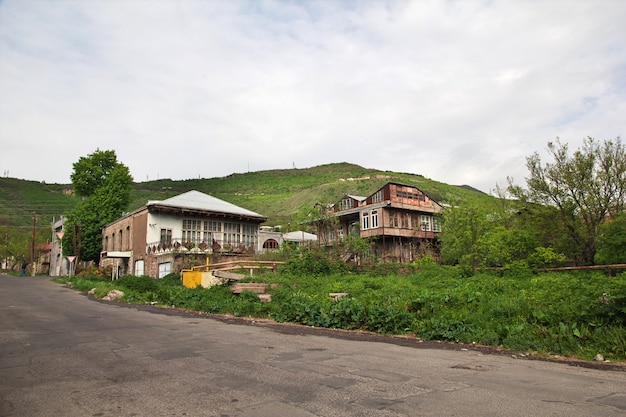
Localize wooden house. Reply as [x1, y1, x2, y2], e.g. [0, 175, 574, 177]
[325, 183, 442, 262]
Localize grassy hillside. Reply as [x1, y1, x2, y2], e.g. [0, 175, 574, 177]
[0, 162, 495, 236]
[0, 177, 79, 230]
[128, 162, 495, 226]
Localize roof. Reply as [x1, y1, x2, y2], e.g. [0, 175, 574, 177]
[283, 231, 318, 242]
[146, 190, 266, 221]
[371, 182, 442, 207]
[345, 194, 367, 201]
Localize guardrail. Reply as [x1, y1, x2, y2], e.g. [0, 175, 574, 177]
[537, 264, 626, 275]
[187, 260, 285, 275]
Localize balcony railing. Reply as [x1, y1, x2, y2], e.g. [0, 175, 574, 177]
[145, 238, 257, 255]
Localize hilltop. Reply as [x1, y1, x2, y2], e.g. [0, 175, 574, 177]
[0, 162, 494, 233]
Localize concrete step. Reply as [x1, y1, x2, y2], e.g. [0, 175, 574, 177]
[231, 283, 269, 294]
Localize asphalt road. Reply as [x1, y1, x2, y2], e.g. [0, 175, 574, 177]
[1, 274, 625, 417]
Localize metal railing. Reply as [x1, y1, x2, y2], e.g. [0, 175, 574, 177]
[145, 239, 257, 255]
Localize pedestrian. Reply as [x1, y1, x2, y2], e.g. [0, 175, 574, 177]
[20, 263, 26, 277]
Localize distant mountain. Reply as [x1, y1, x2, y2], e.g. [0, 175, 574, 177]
[0, 162, 495, 233]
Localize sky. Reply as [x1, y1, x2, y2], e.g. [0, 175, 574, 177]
[1, 0, 625, 194]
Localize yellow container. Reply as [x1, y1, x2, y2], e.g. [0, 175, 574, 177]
[181, 270, 203, 288]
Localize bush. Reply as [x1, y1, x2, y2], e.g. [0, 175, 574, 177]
[159, 273, 182, 287]
[283, 246, 345, 276]
[117, 275, 158, 293]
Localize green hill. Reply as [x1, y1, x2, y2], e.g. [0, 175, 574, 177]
[127, 162, 493, 226]
[0, 162, 494, 242]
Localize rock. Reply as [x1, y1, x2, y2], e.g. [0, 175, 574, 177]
[258, 294, 272, 302]
[103, 289, 125, 301]
[594, 354, 605, 362]
[88, 288, 96, 295]
[329, 292, 350, 301]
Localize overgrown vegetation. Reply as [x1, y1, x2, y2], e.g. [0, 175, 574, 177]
[55, 257, 626, 363]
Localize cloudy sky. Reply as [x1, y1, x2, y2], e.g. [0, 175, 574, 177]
[1, 0, 625, 193]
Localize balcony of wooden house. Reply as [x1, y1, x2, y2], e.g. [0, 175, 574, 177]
[360, 226, 438, 240]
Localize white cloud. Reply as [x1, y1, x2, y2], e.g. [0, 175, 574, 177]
[1, 0, 624, 193]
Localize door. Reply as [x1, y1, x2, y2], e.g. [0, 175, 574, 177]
[135, 260, 144, 276]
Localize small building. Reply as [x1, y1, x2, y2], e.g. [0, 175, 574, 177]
[259, 226, 283, 252]
[283, 230, 318, 246]
[100, 190, 266, 279]
[320, 182, 442, 262]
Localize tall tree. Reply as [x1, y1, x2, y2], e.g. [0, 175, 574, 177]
[64, 150, 133, 263]
[71, 149, 123, 197]
[508, 137, 626, 265]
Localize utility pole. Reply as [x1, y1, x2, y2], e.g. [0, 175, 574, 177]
[4, 233, 8, 271]
[77, 223, 81, 266]
[30, 212, 37, 275]
[72, 223, 77, 260]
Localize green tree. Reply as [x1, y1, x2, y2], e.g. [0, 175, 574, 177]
[439, 204, 491, 273]
[509, 137, 626, 265]
[63, 150, 133, 263]
[71, 149, 125, 197]
[0, 226, 30, 271]
[595, 214, 626, 265]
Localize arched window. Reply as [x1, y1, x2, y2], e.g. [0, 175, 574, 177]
[263, 239, 279, 249]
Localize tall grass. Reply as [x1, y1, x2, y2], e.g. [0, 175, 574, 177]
[56, 267, 626, 361]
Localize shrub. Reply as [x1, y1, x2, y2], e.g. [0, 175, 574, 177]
[159, 273, 182, 287]
[117, 275, 158, 293]
[283, 246, 345, 276]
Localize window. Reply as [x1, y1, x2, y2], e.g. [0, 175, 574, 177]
[263, 239, 279, 249]
[224, 222, 241, 245]
[202, 220, 222, 244]
[389, 213, 398, 228]
[182, 219, 204, 245]
[401, 213, 409, 228]
[371, 210, 379, 228]
[158, 262, 171, 278]
[341, 197, 354, 210]
[362, 212, 369, 229]
[412, 214, 421, 229]
[396, 190, 425, 201]
[160, 228, 172, 245]
[241, 224, 258, 246]
[433, 217, 441, 232]
[372, 190, 384, 203]
[421, 215, 431, 231]
[205, 220, 221, 232]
